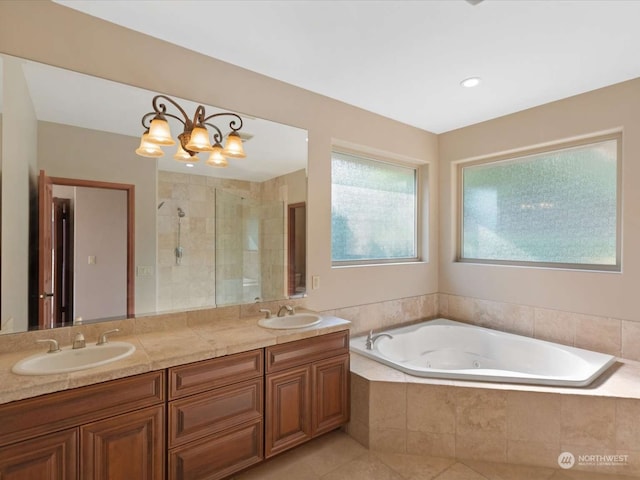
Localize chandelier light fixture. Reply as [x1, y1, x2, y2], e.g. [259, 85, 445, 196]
[135, 95, 246, 167]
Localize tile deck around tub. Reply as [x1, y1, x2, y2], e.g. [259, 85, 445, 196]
[349, 352, 640, 478]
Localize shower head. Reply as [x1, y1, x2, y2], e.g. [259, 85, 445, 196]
[177, 207, 186, 218]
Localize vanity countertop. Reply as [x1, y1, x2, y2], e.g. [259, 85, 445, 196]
[0, 312, 350, 405]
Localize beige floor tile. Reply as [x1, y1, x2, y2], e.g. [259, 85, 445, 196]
[234, 431, 636, 480]
[432, 463, 489, 480]
[320, 452, 405, 480]
[294, 430, 368, 476]
[462, 459, 555, 480]
[233, 452, 320, 480]
[548, 469, 638, 480]
[374, 451, 455, 480]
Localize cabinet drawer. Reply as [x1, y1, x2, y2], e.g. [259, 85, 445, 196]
[266, 330, 349, 373]
[169, 378, 263, 448]
[169, 349, 263, 400]
[169, 420, 263, 480]
[0, 371, 165, 447]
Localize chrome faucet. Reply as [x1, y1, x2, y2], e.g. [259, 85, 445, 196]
[72, 333, 86, 349]
[97, 329, 120, 345]
[36, 338, 60, 353]
[365, 330, 393, 350]
[277, 305, 295, 317]
[259, 308, 272, 319]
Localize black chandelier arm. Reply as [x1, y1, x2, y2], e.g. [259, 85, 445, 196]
[152, 95, 191, 122]
[201, 112, 244, 133]
[141, 111, 189, 130]
[203, 122, 224, 144]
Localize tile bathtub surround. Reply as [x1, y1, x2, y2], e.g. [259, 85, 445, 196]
[233, 429, 635, 480]
[322, 293, 439, 336]
[439, 294, 640, 361]
[349, 354, 640, 478]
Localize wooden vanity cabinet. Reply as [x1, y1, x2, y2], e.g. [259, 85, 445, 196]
[265, 330, 350, 458]
[167, 349, 264, 480]
[0, 371, 165, 480]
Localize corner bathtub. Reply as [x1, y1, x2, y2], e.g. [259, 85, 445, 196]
[350, 319, 616, 387]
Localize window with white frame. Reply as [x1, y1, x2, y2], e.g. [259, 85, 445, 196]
[331, 150, 419, 265]
[459, 134, 620, 270]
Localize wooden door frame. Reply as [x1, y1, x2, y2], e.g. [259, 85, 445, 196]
[287, 202, 306, 297]
[49, 176, 135, 318]
[38, 170, 54, 329]
[52, 197, 73, 325]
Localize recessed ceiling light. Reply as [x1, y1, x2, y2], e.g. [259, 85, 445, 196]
[185, 163, 194, 168]
[461, 77, 481, 88]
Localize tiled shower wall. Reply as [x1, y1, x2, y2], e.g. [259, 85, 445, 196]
[157, 169, 303, 310]
[157, 171, 258, 311]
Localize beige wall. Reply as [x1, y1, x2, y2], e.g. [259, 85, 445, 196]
[0, 1, 439, 316]
[439, 78, 640, 323]
[74, 187, 127, 320]
[38, 121, 158, 314]
[1, 56, 37, 333]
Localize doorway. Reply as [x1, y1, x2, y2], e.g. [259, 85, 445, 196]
[287, 202, 306, 296]
[37, 171, 135, 329]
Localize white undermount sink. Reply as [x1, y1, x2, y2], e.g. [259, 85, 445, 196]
[12, 341, 136, 376]
[258, 313, 322, 330]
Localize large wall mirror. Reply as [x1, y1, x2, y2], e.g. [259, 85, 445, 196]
[0, 53, 308, 334]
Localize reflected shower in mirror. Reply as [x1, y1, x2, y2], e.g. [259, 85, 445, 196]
[0, 52, 308, 334]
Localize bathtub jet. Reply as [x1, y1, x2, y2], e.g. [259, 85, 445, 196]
[350, 318, 616, 387]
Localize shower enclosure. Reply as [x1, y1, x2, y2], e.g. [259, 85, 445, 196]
[214, 190, 285, 306]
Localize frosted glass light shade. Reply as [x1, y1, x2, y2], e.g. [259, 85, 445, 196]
[147, 118, 175, 145]
[207, 144, 228, 167]
[223, 132, 246, 158]
[135, 133, 164, 158]
[185, 126, 213, 152]
[174, 143, 199, 162]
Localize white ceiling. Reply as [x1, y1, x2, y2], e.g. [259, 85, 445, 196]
[54, 0, 640, 134]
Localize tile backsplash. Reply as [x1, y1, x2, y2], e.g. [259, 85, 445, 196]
[2, 291, 639, 362]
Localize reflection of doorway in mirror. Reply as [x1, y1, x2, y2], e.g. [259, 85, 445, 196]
[37, 174, 134, 329]
[51, 193, 74, 326]
[288, 203, 306, 296]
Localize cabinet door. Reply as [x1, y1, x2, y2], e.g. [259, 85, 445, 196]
[81, 405, 164, 480]
[312, 354, 350, 437]
[0, 429, 77, 480]
[169, 420, 262, 480]
[265, 365, 311, 458]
